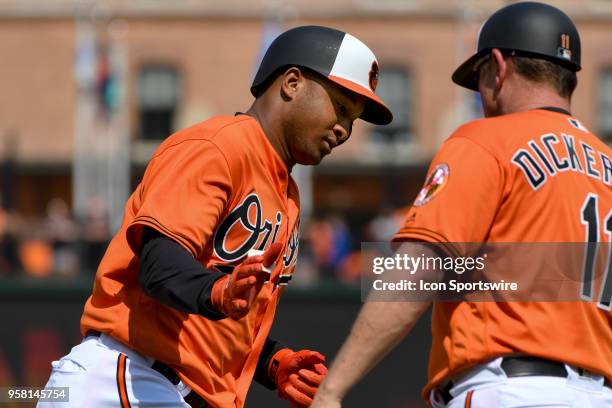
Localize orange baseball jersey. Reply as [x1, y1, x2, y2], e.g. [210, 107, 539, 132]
[80, 115, 300, 407]
[393, 109, 612, 400]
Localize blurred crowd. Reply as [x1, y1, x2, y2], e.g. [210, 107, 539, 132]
[0, 193, 407, 285]
[292, 207, 408, 286]
[0, 196, 110, 279]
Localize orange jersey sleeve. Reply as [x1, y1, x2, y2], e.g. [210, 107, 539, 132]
[126, 139, 231, 258]
[395, 135, 504, 246]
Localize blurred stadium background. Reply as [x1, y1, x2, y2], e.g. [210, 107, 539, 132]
[0, 0, 611, 406]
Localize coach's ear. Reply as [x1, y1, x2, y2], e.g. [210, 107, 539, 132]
[491, 48, 507, 92]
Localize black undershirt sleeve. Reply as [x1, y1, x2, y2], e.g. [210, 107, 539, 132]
[254, 337, 288, 390]
[139, 227, 226, 320]
[140, 227, 288, 391]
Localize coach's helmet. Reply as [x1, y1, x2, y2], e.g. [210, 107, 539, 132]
[452, 1, 581, 91]
[251, 25, 393, 125]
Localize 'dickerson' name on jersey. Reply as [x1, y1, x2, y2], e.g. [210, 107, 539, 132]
[511, 132, 612, 191]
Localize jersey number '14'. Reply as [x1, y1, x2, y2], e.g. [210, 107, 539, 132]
[580, 193, 612, 311]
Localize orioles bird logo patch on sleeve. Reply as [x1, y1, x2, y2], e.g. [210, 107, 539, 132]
[414, 163, 449, 207]
[368, 61, 379, 92]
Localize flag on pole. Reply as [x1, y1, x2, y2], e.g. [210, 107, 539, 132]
[252, 15, 283, 82]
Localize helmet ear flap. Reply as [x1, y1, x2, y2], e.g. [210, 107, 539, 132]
[251, 67, 284, 98]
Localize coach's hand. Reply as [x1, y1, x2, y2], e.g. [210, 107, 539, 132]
[270, 349, 328, 407]
[211, 242, 283, 320]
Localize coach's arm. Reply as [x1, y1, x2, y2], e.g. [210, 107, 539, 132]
[311, 242, 440, 407]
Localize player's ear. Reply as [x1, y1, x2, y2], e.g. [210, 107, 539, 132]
[279, 67, 305, 101]
[491, 48, 506, 92]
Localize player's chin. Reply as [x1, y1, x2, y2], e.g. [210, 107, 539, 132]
[295, 149, 325, 165]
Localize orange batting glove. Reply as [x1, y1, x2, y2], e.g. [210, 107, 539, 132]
[211, 242, 283, 320]
[269, 349, 328, 408]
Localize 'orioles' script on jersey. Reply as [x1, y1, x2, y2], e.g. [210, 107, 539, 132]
[80, 115, 300, 408]
[394, 109, 612, 400]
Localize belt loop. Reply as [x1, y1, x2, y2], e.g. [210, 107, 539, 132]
[429, 388, 448, 408]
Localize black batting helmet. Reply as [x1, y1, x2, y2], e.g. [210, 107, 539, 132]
[251, 25, 393, 125]
[452, 1, 581, 91]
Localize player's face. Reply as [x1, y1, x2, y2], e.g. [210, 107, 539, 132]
[287, 75, 365, 165]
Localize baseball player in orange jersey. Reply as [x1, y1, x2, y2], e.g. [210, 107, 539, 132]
[312, 3, 611, 408]
[38, 26, 392, 408]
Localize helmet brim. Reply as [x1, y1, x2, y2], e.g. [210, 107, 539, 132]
[328, 75, 393, 125]
[453, 47, 582, 92]
[451, 50, 490, 92]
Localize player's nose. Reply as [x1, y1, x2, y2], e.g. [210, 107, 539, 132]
[332, 123, 350, 145]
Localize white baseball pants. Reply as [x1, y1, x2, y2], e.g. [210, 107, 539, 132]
[37, 333, 191, 407]
[430, 357, 612, 408]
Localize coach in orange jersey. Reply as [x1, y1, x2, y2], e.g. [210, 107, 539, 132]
[312, 2, 611, 408]
[38, 26, 391, 408]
